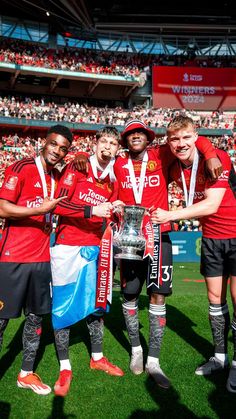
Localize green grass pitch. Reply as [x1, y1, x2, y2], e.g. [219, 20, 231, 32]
[0, 262, 235, 419]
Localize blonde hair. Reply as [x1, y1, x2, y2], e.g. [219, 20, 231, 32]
[167, 115, 196, 134]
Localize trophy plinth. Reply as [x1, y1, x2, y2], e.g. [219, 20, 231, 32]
[113, 205, 146, 260]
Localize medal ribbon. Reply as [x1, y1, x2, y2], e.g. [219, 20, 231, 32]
[90, 155, 116, 182]
[35, 155, 55, 225]
[127, 152, 148, 204]
[180, 149, 199, 207]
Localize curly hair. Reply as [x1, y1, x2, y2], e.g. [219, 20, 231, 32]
[47, 124, 73, 144]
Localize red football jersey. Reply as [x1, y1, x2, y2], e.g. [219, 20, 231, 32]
[170, 149, 236, 238]
[114, 137, 218, 234]
[114, 146, 173, 233]
[55, 162, 118, 246]
[0, 158, 60, 262]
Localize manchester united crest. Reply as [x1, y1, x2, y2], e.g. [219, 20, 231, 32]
[147, 161, 157, 171]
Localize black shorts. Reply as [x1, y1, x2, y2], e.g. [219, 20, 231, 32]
[0, 262, 52, 318]
[120, 234, 173, 296]
[200, 237, 236, 277]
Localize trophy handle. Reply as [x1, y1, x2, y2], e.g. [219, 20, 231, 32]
[112, 204, 124, 214]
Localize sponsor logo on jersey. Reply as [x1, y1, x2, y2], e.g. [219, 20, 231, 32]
[79, 188, 107, 205]
[148, 175, 160, 186]
[34, 181, 41, 188]
[121, 175, 160, 189]
[63, 172, 75, 186]
[4, 175, 18, 190]
[27, 195, 43, 208]
[87, 176, 93, 183]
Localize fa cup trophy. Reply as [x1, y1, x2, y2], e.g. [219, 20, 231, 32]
[113, 205, 146, 260]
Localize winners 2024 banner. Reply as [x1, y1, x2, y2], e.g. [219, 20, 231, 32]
[152, 66, 236, 110]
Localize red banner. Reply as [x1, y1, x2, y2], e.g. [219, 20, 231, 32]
[152, 66, 236, 110]
[96, 224, 113, 310]
[143, 215, 154, 259]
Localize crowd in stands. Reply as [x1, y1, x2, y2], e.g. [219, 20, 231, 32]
[1, 37, 236, 232]
[0, 133, 97, 188]
[1, 130, 235, 232]
[1, 96, 236, 130]
[1, 38, 236, 80]
[0, 38, 141, 79]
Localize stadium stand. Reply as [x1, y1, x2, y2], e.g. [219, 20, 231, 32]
[1, 1, 236, 232]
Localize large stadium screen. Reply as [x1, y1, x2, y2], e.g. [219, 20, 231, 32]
[152, 66, 236, 110]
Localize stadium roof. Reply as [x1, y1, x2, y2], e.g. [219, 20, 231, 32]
[2, 0, 236, 38]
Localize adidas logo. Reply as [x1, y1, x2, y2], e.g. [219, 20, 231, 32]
[34, 181, 41, 188]
[87, 177, 93, 183]
[123, 163, 129, 169]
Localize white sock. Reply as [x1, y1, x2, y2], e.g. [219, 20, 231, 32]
[92, 352, 103, 361]
[60, 359, 71, 371]
[132, 345, 143, 355]
[147, 356, 159, 366]
[232, 360, 236, 368]
[215, 353, 228, 363]
[20, 370, 33, 377]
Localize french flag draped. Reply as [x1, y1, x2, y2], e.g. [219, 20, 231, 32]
[51, 244, 103, 330]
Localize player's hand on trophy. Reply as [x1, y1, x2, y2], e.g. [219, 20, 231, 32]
[146, 205, 156, 216]
[92, 202, 113, 218]
[112, 200, 125, 211]
[74, 153, 89, 173]
[205, 157, 223, 180]
[37, 196, 68, 214]
[151, 207, 172, 224]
